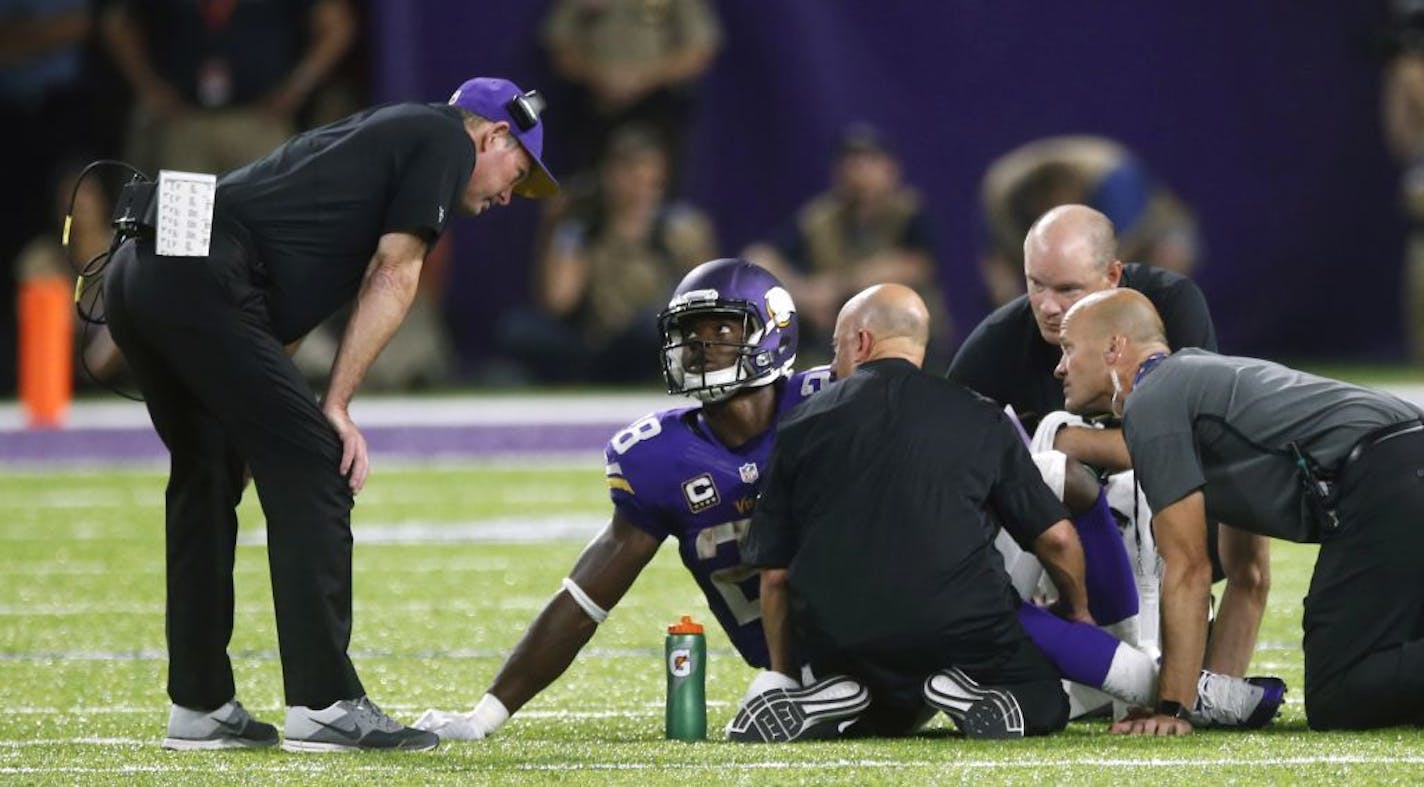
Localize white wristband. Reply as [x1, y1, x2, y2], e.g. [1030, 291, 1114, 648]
[561, 577, 609, 624]
[473, 693, 510, 736]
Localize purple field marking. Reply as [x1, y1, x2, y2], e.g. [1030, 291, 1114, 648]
[0, 423, 621, 466]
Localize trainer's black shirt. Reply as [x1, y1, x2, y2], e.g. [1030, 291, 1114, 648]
[218, 103, 474, 342]
[745, 358, 1067, 654]
[947, 264, 1217, 430]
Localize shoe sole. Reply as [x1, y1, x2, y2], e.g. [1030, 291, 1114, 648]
[281, 738, 440, 753]
[923, 667, 1026, 739]
[728, 677, 871, 743]
[162, 736, 277, 751]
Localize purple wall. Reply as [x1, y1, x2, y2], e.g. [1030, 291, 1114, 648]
[374, 1, 1406, 366]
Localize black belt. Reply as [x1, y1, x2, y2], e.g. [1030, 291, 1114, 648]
[1341, 419, 1424, 469]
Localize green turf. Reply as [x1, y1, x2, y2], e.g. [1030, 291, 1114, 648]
[2, 465, 1423, 785]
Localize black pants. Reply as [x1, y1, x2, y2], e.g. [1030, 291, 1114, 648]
[807, 624, 1069, 737]
[1303, 430, 1424, 730]
[105, 232, 364, 710]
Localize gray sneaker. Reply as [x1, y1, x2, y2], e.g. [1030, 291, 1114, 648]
[162, 699, 279, 750]
[1191, 671, 1287, 729]
[281, 697, 439, 753]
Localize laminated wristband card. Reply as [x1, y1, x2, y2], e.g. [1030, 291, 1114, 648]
[156, 170, 216, 258]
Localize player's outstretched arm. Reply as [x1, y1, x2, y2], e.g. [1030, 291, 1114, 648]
[416, 512, 660, 740]
[412, 509, 655, 734]
[489, 512, 661, 713]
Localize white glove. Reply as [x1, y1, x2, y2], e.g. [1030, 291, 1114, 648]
[740, 670, 802, 705]
[413, 708, 487, 741]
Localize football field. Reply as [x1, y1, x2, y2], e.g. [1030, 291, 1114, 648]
[3, 462, 1424, 785]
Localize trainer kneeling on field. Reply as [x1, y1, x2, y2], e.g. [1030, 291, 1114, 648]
[739, 284, 1089, 740]
[1057, 288, 1424, 732]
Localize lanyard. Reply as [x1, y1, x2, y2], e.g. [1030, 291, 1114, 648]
[1133, 352, 1169, 387]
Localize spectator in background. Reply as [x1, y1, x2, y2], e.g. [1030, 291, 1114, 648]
[1382, 0, 1424, 361]
[498, 125, 716, 384]
[541, 0, 721, 191]
[743, 124, 950, 367]
[979, 135, 1200, 309]
[1, 0, 94, 394]
[101, 0, 356, 176]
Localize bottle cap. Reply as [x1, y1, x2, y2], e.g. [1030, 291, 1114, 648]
[667, 615, 704, 634]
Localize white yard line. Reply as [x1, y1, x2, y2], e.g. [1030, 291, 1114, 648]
[2, 755, 1424, 773]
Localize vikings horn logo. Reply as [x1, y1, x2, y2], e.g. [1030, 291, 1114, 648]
[765, 286, 795, 328]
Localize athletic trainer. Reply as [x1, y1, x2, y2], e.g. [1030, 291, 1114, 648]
[1057, 288, 1424, 732]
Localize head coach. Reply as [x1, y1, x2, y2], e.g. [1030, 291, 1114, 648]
[1057, 288, 1424, 733]
[102, 76, 558, 752]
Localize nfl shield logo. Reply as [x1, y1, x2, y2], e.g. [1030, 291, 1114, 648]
[739, 463, 759, 484]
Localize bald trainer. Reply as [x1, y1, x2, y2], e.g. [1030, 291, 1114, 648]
[1057, 288, 1424, 733]
[746, 283, 1087, 739]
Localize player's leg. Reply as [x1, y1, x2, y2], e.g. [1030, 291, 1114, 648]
[1066, 469, 1140, 632]
[1016, 601, 1284, 726]
[1015, 603, 1154, 707]
[1302, 436, 1424, 730]
[1020, 451, 1140, 630]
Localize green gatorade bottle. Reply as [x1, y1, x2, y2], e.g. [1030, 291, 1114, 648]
[665, 615, 707, 741]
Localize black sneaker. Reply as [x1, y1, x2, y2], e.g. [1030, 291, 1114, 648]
[162, 699, 279, 750]
[923, 667, 1026, 739]
[281, 697, 439, 752]
[727, 675, 870, 743]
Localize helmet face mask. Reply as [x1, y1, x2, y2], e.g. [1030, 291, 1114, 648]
[658, 259, 798, 402]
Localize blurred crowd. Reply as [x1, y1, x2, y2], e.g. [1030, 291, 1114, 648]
[15, 0, 1417, 404]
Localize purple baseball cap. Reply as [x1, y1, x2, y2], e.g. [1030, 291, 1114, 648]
[448, 76, 559, 199]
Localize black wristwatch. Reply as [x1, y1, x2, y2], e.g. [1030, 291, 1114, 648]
[1154, 700, 1192, 720]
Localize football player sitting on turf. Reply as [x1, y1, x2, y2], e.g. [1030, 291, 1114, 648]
[413, 259, 1281, 741]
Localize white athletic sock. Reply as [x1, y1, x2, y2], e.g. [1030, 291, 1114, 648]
[1103, 615, 1142, 650]
[1099, 641, 1158, 708]
[472, 693, 510, 736]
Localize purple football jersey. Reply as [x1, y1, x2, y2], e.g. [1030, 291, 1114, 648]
[604, 368, 833, 667]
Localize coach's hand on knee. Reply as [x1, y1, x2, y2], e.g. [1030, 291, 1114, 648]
[323, 404, 370, 495]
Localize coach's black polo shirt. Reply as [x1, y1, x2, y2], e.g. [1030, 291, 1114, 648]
[947, 264, 1217, 431]
[745, 358, 1068, 656]
[218, 103, 474, 343]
